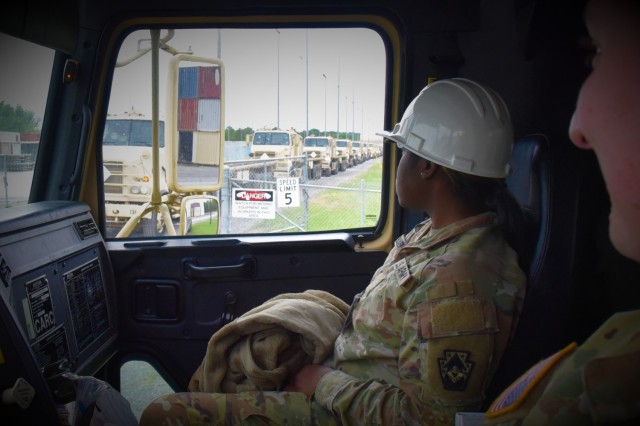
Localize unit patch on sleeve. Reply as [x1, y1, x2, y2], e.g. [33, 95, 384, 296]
[438, 350, 474, 391]
[485, 342, 578, 418]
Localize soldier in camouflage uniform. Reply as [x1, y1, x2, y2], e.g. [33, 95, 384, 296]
[484, 1, 640, 425]
[139, 78, 527, 425]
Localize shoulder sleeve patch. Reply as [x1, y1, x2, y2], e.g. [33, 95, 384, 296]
[485, 342, 578, 418]
[438, 350, 475, 391]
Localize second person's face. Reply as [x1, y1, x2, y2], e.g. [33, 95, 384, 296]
[569, 0, 640, 261]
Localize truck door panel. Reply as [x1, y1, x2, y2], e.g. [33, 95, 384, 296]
[106, 236, 387, 387]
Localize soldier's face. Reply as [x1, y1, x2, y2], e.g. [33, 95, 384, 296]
[396, 148, 426, 211]
[569, 0, 640, 261]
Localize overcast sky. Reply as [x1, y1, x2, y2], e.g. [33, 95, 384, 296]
[0, 34, 54, 129]
[0, 28, 387, 142]
[111, 28, 387, 141]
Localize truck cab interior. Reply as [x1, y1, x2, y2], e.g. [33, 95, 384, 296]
[1, 0, 640, 424]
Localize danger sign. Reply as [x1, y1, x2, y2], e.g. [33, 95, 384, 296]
[277, 177, 300, 207]
[232, 189, 276, 219]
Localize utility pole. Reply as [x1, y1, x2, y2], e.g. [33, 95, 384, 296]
[352, 89, 355, 140]
[306, 30, 309, 135]
[337, 58, 340, 138]
[276, 29, 280, 129]
[323, 73, 327, 136]
[217, 29, 221, 59]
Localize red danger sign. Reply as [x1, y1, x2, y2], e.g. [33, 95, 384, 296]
[232, 188, 276, 219]
[234, 190, 273, 202]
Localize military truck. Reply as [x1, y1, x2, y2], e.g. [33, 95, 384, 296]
[102, 112, 171, 236]
[249, 129, 304, 179]
[351, 141, 364, 165]
[303, 136, 346, 177]
[335, 138, 354, 168]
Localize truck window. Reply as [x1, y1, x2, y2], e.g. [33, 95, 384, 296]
[104, 119, 166, 148]
[103, 27, 386, 238]
[0, 34, 54, 209]
[253, 132, 289, 146]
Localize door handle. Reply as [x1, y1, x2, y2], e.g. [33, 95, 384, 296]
[183, 257, 256, 279]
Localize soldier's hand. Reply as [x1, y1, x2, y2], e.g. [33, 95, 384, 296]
[284, 364, 332, 398]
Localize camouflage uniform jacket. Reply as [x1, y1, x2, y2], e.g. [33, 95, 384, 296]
[484, 309, 640, 425]
[315, 212, 526, 425]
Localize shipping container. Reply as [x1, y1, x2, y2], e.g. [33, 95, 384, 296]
[197, 99, 221, 132]
[197, 66, 221, 99]
[178, 98, 198, 131]
[19, 133, 40, 142]
[178, 66, 198, 99]
[0, 131, 19, 143]
[193, 131, 221, 165]
[178, 131, 194, 163]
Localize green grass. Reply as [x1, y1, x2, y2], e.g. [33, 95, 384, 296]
[306, 161, 382, 230]
[190, 218, 219, 235]
[245, 160, 383, 233]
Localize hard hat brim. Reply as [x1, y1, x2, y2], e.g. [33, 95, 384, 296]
[376, 130, 406, 146]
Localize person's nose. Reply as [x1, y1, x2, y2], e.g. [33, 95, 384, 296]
[568, 111, 592, 150]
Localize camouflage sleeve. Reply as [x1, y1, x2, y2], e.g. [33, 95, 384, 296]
[314, 369, 424, 425]
[315, 280, 507, 425]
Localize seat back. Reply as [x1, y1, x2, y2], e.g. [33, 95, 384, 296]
[484, 134, 577, 406]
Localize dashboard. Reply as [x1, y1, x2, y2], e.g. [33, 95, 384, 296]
[0, 202, 117, 420]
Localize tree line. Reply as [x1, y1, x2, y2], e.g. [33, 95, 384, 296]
[224, 126, 361, 141]
[0, 102, 40, 132]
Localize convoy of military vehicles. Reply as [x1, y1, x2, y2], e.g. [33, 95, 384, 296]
[248, 128, 381, 181]
[103, 121, 381, 237]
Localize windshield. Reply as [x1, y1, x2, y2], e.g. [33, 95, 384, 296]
[304, 138, 329, 147]
[336, 140, 348, 147]
[253, 132, 290, 146]
[103, 119, 165, 147]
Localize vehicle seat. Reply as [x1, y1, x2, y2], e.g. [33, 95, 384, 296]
[484, 134, 577, 406]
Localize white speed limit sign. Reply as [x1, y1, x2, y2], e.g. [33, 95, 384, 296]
[277, 177, 300, 208]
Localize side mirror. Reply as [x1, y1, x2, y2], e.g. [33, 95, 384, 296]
[166, 55, 225, 193]
[179, 195, 219, 235]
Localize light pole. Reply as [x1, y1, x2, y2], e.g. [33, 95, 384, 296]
[322, 74, 327, 136]
[217, 29, 221, 59]
[276, 29, 280, 129]
[336, 58, 340, 138]
[345, 95, 348, 141]
[305, 30, 309, 136]
[352, 89, 355, 141]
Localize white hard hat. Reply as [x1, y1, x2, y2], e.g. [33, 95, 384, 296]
[377, 78, 513, 178]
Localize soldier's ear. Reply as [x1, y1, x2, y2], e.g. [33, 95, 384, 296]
[420, 161, 438, 179]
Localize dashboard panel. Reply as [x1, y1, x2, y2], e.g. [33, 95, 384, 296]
[0, 202, 117, 420]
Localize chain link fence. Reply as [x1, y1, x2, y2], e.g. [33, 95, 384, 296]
[219, 154, 382, 234]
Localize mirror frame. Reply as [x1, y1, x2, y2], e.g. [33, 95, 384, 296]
[166, 54, 225, 193]
[179, 194, 220, 235]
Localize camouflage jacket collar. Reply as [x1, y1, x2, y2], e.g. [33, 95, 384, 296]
[402, 212, 496, 253]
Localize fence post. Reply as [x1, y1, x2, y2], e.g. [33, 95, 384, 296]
[303, 153, 308, 182]
[303, 153, 309, 229]
[220, 166, 231, 233]
[3, 156, 8, 208]
[360, 179, 365, 227]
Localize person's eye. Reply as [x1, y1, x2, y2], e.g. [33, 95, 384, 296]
[579, 36, 601, 69]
